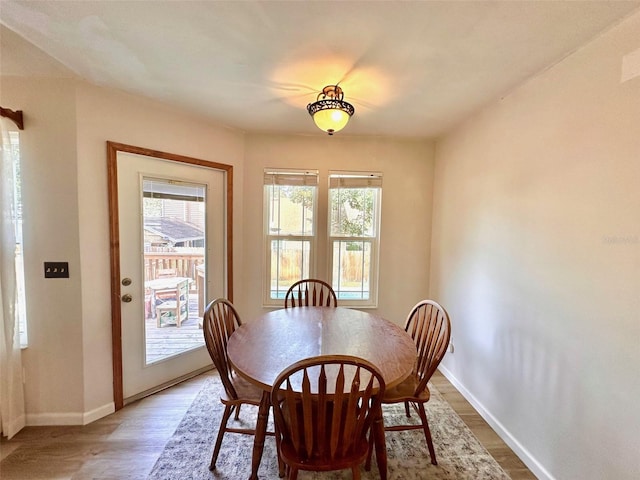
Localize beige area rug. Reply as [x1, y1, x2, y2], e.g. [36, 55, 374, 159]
[148, 373, 511, 479]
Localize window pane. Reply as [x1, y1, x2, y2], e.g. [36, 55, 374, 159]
[270, 239, 311, 299]
[330, 187, 378, 237]
[7, 131, 28, 346]
[142, 177, 206, 365]
[267, 185, 315, 236]
[331, 240, 371, 300]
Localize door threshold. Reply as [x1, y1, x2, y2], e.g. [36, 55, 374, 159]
[123, 365, 213, 405]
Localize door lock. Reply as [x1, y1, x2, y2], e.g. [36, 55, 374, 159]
[121, 277, 132, 286]
[121, 294, 133, 303]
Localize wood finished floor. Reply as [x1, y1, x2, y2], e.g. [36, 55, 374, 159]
[0, 370, 536, 480]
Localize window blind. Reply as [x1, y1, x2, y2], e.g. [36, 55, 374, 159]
[328, 171, 383, 188]
[264, 169, 319, 186]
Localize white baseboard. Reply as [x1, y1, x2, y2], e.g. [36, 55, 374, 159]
[438, 364, 554, 480]
[83, 402, 115, 425]
[25, 402, 115, 426]
[26, 412, 84, 426]
[3, 414, 26, 439]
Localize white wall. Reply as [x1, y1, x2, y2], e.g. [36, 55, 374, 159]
[1, 76, 85, 421]
[242, 134, 435, 324]
[431, 11, 640, 480]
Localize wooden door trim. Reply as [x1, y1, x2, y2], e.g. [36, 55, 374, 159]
[107, 141, 233, 410]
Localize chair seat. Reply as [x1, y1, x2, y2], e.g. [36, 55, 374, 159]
[383, 374, 431, 403]
[157, 300, 177, 309]
[279, 437, 370, 471]
[221, 373, 265, 405]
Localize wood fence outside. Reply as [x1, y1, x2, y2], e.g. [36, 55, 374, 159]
[272, 249, 369, 285]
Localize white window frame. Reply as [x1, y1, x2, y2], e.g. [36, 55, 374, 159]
[328, 171, 382, 308]
[263, 169, 319, 306]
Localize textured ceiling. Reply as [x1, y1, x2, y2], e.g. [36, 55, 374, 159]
[1, 1, 638, 138]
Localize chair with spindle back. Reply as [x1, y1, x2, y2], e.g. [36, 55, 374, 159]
[284, 279, 337, 308]
[202, 298, 277, 473]
[271, 355, 385, 480]
[366, 299, 451, 468]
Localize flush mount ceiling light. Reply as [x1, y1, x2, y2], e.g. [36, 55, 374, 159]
[307, 85, 355, 135]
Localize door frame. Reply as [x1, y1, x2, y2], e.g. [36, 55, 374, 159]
[107, 141, 233, 410]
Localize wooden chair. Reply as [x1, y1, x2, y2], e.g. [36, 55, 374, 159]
[366, 299, 451, 468]
[155, 278, 189, 327]
[271, 355, 385, 480]
[151, 268, 181, 317]
[284, 279, 337, 308]
[202, 298, 277, 472]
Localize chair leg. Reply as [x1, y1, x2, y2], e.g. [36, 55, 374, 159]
[364, 431, 374, 471]
[234, 404, 241, 420]
[352, 464, 361, 480]
[417, 403, 437, 465]
[404, 400, 411, 417]
[209, 404, 234, 470]
[289, 467, 299, 480]
[275, 424, 285, 477]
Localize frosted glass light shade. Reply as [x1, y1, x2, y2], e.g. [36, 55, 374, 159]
[312, 108, 351, 134]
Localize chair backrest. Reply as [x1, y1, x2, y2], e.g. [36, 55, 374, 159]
[156, 268, 177, 278]
[284, 279, 337, 308]
[202, 298, 243, 399]
[405, 300, 451, 396]
[271, 355, 385, 466]
[176, 278, 189, 318]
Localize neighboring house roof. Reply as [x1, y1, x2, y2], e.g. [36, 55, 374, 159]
[144, 218, 204, 244]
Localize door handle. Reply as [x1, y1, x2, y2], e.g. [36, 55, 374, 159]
[122, 294, 133, 303]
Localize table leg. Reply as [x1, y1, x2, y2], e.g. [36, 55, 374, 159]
[248, 390, 270, 480]
[372, 408, 388, 480]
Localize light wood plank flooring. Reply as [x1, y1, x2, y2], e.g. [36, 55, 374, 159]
[0, 370, 536, 479]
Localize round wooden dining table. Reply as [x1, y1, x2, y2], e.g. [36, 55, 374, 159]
[227, 306, 417, 480]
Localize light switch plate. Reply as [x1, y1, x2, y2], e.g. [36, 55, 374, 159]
[44, 262, 69, 278]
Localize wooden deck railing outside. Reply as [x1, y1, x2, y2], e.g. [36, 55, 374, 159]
[145, 252, 204, 282]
